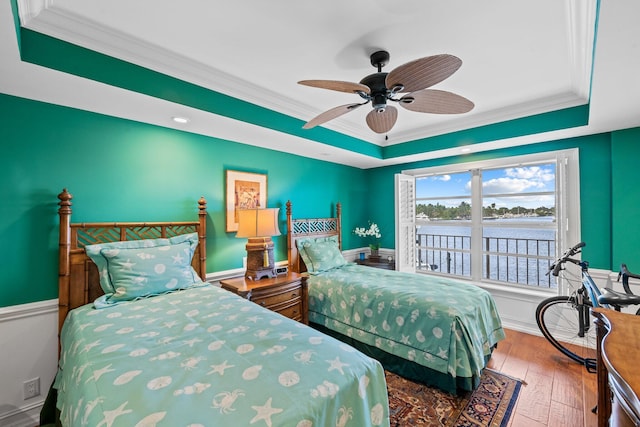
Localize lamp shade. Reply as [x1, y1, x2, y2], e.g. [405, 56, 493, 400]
[236, 208, 281, 238]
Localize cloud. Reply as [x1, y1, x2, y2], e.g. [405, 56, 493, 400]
[483, 166, 554, 194]
[483, 177, 541, 193]
[505, 166, 554, 182]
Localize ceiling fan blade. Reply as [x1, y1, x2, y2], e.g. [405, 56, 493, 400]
[366, 106, 398, 134]
[302, 103, 363, 129]
[399, 89, 474, 114]
[386, 54, 462, 93]
[298, 80, 371, 95]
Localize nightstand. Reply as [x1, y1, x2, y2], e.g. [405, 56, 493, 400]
[220, 272, 308, 324]
[355, 257, 395, 270]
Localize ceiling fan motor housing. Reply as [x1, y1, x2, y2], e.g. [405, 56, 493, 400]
[360, 72, 389, 112]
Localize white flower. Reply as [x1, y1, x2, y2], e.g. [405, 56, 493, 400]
[353, 222, 382, 251]
[353, 222, 381, 239]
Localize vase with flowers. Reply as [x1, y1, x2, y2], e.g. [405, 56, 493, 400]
[353, 222, 382, 259]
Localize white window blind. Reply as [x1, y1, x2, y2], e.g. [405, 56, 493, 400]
[394, 173, 416, 272]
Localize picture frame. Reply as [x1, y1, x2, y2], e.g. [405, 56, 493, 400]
[226, 170, 267, 232]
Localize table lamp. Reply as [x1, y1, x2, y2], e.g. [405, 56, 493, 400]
[236, 208, 281, 280]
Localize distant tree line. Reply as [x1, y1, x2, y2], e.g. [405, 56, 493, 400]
[416, 202, 555, 220]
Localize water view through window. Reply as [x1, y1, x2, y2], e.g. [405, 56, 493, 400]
[416, 164, 557, 289]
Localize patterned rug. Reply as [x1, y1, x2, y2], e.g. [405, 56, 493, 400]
[386, 369, 522, 427]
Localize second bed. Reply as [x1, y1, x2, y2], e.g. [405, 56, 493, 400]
[286, 201, 505, 394]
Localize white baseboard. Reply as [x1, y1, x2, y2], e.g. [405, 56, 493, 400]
[0, 401, 42, 427]
[343, 247, 394, 262]
[206, 267, 244, 283]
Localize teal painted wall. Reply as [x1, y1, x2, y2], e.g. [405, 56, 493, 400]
[0, 93, 367, 307]
[365, 134, 615, 270]
[2, 91, 638, 308]
[611, 128, 640, 271]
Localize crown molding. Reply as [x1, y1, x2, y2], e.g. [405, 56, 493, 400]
[566, 0, 598, 99]
[16, 0, 54, 24]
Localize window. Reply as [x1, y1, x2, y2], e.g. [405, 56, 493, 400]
[396, 149, 580, 292]
[415, 171, 473, 276]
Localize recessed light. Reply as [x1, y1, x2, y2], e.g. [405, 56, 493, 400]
[461, 147, 472, 153]
[172, 116, 190, 124]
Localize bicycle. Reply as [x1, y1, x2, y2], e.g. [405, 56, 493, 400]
[535, 242, 640, 372]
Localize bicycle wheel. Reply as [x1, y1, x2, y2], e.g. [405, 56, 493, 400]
[536, 295, 597, 370]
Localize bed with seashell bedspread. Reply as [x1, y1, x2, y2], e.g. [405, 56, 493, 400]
[45, 189, 390, 427]
[286, 200, 505, 395]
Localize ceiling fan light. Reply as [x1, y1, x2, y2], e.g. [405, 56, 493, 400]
[372, 93, 387, 111]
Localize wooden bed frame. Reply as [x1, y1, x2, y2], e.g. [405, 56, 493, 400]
[286, 200, 341, 273]
[57, 188, 207, 337]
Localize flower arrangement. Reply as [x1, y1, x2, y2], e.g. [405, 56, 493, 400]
[353, 222, 382, 251]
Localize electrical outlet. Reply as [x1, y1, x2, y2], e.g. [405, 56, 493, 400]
[23, 377, 40, 400]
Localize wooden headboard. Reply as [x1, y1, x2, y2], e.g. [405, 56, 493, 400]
[286, 200, 342, 273]
[57, 189, 207, 335]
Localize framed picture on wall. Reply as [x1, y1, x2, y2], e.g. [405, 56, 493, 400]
[226, 170, 267, 232]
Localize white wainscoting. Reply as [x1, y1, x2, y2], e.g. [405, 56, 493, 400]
[478, 267, 619, 337]
[0, 299, 58, 427]
[343, 247, 395, 263]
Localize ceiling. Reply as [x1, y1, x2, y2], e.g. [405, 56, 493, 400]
[3, 0, 640, 168]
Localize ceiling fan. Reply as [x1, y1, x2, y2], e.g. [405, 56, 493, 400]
[298, 50, 474, 134]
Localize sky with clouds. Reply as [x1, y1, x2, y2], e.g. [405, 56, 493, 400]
[416, 164, 556, 209]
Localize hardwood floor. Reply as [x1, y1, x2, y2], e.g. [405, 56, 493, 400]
[488, 328, 598, 427]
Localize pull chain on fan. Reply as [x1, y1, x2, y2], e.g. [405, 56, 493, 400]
[298, 50, 474, 134]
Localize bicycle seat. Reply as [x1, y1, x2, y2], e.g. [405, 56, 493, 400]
[597, 287, 640, 307]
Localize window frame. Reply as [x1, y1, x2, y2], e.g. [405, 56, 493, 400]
[396, 148, 580, 294]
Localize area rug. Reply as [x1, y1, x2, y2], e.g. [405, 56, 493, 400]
[386, 369, 522, 427]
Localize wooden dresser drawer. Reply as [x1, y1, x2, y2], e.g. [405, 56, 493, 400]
[273, 301, 304, 322]
[219, 273, 308, 324]
[251, 282, 302, 308]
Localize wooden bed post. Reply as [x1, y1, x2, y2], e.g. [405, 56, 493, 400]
[286, 200, 293, 272]
[198, 196, 207, 281]
[57, 189, 72, 337]
[336, 202, 342, 250]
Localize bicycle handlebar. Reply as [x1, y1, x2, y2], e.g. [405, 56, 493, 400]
[620, 264, 640, 279]
[568, 241, 586, 254]
[618, 263, 640, 294]
[549, 241, 586, 276]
